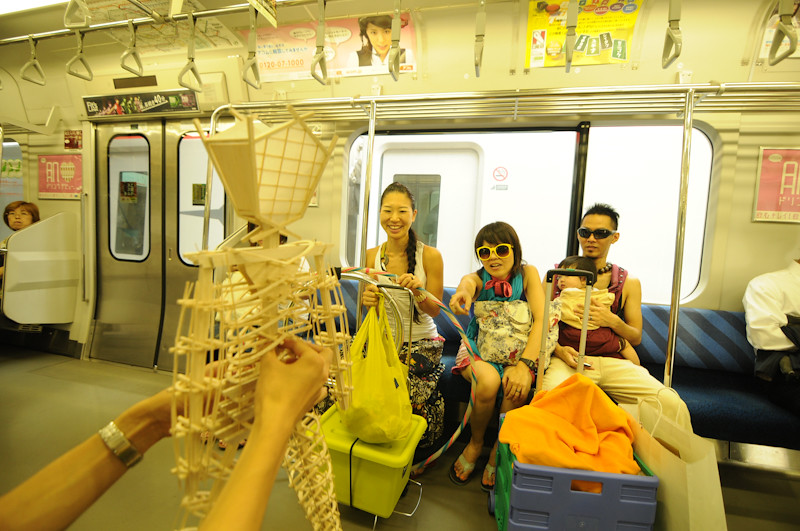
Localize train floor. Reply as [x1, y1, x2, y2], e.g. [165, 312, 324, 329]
[1, 345, 798, 530]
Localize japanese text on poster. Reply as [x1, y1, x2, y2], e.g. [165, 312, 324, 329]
[754, 148, 800, 223]
[526, 0, 644, 68]
[38, 155, 82, 199]
[253, 13, 417, 81]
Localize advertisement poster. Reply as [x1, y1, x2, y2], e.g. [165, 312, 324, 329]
[526, 0, 644, 68]
[38, 155, 82, 199]
[84, 90, 198, 117]
[754, 148, 800, 223]
[252, 12, 417, 81]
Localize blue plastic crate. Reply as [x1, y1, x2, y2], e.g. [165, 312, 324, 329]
[496, 443, 658, 531]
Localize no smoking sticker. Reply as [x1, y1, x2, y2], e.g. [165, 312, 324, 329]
[493, 167, 508, 181]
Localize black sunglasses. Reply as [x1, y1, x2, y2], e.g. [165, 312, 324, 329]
[577, 227, 616, 239]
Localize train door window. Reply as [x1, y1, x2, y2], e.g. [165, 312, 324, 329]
[346, 131, 577, 286]
[584, 126, 712, 304]
[178, 133, 225, 264]
[108, 135, 150, 261]
[1, 140, 24, 243]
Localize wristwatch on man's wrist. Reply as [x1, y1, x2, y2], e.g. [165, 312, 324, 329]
[98, 421, 142, 468]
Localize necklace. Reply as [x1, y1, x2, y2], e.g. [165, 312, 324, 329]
[597, 263, 613, 275]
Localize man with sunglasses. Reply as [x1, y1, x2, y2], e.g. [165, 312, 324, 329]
[542, 203, 692, 429]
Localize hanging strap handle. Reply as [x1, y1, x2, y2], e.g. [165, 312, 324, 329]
[769, 0, 798, 66]
[66, 30, 93, 81]
[662, 0, 682, 68]
[310, 0, 328, 85]
[178, 13, 203, 91]
[243, 6, 262, 89]
[387, 0, 402, 81]
[64, 0, 91, 28]
[474, 0, 486, 77]
[121, 20, 144, 76]
[20, 36, 46, 86]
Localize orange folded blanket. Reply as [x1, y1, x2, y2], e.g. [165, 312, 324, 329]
[498, 373, 640, 489]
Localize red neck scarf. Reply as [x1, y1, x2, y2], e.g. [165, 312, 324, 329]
[485, 274, 513, 298]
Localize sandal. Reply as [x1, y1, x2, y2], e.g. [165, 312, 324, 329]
[449, 453, 477, 486]
[481, 463, 496, 492]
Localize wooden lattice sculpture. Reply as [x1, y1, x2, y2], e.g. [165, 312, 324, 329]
[170, 108, 348, 530]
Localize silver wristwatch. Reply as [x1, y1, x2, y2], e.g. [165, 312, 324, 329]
[98, 421, 143, 468]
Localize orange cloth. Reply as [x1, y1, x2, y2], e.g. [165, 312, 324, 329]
[499, 373, 640, 489]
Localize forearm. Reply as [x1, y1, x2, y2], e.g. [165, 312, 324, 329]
[200, 411, 296, 530]
[609, 315, 641, 346]
[0, 395, 169, 531]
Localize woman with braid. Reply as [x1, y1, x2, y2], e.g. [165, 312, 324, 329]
[362, 182, 445, 465]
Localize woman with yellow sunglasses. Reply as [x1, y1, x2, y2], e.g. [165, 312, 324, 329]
[448, 221, 545, 491]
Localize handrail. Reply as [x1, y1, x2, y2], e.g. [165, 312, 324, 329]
[662, 0, 682, 68]
[768, 0, 798, 66]
[309, 0, 327, 85]
[474, 0, 486, 77]
[387, 0, 402, 81]
[63, 0, 91, 28]
[178, 14, 203, 92]
[20, 36, 46, 86]
[663, 88, 695, 388]
[564, 0, 578, 73]
[120, 20, 144, 76]
[66, 30, 93, 81]
[340, 271, 411, 355]
[243, 5, 262, 89]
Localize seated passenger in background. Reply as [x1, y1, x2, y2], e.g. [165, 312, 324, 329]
[2, 200, 39, 246]
[1, 201, 40, 279]
[742, 246, 800, 417]
[541, 203, 692, 430]
[554, 255, 640, 365]
[449, 222, 545, 491]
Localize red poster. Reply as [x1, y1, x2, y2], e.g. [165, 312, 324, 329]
[754, 148, 800, 223]
[38, 155, 82, 199]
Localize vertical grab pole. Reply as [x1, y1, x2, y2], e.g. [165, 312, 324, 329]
[664, 88, 694, 388]
[355, 101, 378, 328]
[201, 104, 230, 251]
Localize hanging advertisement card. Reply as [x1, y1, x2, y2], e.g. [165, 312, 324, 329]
[252, 12, 417, 81]
[38, 155, 82, 199]
[754, 147, 800, 223]
[526, 0, 644, 68]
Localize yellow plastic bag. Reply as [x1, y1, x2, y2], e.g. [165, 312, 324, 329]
[340, 296, 412, 443]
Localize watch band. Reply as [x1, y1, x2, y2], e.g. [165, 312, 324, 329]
[518, 357, 537, 377]
[98, 421, 143, 468]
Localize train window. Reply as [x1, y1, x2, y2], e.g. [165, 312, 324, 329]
[345, 131, 578, 286]
[177, 133, 225, 264]
[108, 136, 150, 261]
[584, 126, 712, 304]
[1, 140, 24, 244]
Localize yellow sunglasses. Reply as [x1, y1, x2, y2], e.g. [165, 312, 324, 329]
[476, 243, 513, 261]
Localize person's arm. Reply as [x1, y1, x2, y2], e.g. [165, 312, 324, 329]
[199, 337, 331, 530]
[361, 247, 380, 308]
[449, 271, 483, 315]
[0, 389, 173, 531]
[503, 265, 545, 399]
[396, 245, 444, 317]
[743, 278, 794, 351]
[587, 276, 643, 346]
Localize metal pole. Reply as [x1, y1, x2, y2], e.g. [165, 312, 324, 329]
[664, 88, 694, 388]
[355, 101, 378, 327]
[201, 104, 231, 251]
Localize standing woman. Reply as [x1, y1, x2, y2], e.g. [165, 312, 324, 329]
[362, 182, 445, 455]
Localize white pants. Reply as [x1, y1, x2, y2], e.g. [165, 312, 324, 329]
[541, 356, 693, 430]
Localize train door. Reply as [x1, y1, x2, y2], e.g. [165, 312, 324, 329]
[91, 121, 225, 370]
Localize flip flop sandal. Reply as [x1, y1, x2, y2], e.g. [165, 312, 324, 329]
[481, 463, 496, 492]
[449, 453, 476, 486]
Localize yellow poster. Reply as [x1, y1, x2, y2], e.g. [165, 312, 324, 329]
[526, 0, 644, 68]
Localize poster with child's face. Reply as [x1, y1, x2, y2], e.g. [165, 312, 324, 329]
[252, 12, 417, 81]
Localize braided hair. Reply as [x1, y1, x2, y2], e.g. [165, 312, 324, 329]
[381, 182, 422, 323]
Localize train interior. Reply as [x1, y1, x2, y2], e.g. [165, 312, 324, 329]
[1, 0, 800, 529]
